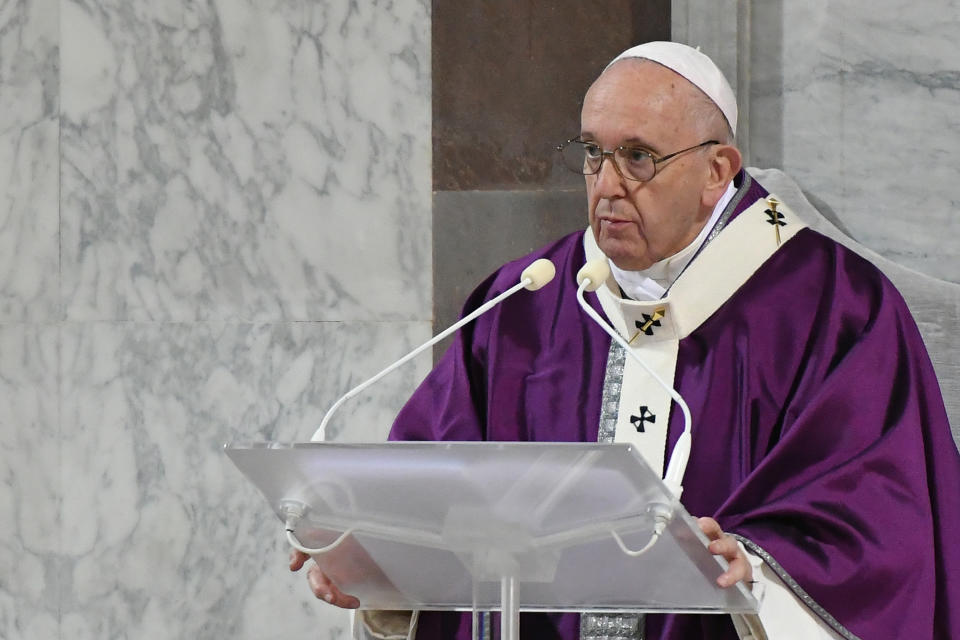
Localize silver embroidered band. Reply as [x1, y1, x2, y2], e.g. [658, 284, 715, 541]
[579, 341, 645, 640]
[732, 535, 861, 640]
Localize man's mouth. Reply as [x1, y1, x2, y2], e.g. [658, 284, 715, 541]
[599, 216, 633, 228]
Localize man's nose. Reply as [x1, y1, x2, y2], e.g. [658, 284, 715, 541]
[594, 154, 626, 196]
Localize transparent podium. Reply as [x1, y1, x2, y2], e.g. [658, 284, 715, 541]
[225, 441, 757, 639]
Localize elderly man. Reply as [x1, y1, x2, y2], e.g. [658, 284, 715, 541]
[291, 42, 960, 640]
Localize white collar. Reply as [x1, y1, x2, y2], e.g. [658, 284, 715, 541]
[610, 181, 737, 301]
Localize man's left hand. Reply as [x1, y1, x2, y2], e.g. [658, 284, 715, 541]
[698, 516, 753, 588]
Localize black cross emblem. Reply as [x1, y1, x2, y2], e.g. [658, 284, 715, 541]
[634, 307, 665, 337]
[765, 197, 786, 245]
[630, 406, 656, 433]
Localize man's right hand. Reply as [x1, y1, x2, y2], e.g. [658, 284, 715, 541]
[289, 549, 361, 609]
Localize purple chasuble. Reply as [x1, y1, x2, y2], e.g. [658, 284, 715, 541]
[389, 173, 960, 640]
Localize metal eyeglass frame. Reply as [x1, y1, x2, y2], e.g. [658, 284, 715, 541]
[556, 138, 720, 182]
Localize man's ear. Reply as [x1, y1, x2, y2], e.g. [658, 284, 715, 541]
[701, 144, 743, 208]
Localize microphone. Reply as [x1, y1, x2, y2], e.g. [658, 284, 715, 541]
[311, 258, 557, 441]
[574, 259, 692, 501]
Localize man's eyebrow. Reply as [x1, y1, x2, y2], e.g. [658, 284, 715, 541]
[620, 137, 661, 154]
[578, 131, 661, 155]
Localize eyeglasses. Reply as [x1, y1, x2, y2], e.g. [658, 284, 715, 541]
[556, 138, 719, 182]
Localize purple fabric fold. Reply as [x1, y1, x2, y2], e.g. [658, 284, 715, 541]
[389, 175, 960, 639]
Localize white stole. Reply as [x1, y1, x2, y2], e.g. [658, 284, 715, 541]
[583, 194, 805, 476]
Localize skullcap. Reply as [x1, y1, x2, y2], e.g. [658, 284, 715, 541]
[607, 41, 737, 135]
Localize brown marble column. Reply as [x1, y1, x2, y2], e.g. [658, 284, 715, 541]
[432, 2, 671, 357]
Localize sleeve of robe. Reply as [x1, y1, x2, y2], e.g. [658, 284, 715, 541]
[700, 236, 960, 640]
[732, 546, 844, 639]
[353, 610, 418, 640]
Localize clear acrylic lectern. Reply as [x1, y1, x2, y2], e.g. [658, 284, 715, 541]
[225, 441, 756, 639]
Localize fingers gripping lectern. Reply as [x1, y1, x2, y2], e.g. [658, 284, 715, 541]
[225, 442, 756, 640]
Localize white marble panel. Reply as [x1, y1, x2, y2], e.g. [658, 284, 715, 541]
[671, 0, 740, 94]
[0, 325, 60, 639]
[775, 2, 960, 282]
[60, 0, 432, 322]
[58, 320, 431, 639]
[0, 0, 59, 321]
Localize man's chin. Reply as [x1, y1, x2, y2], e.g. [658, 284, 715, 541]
[598, 241, 652, 272]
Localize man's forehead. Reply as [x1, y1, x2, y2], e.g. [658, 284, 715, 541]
[589, 58, 698, 101]
[580, 62, 695, 150]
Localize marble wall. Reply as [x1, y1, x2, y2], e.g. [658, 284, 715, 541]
[1, 1, 431, 639]
[674, 0, 960, 283]
[772, 2, 960, 283]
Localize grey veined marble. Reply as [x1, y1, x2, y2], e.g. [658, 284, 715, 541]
[783, 0, 960, 282]
[755, 1, 960, 282]
[675, 0, 960, 282]
[2, 320, 432, 639]
[59, 0, 431, 322]
[0, 0, 59, 321]
[0, 0, 431, 639]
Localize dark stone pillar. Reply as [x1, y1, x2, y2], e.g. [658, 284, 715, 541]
[432, 2, 671, 358]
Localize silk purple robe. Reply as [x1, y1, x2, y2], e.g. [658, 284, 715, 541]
[389, 175, 960, 639]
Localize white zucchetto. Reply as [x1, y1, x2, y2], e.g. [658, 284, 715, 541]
[606, 41, 738, 135]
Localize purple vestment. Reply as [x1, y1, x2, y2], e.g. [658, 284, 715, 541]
[390, 174, 960, 639]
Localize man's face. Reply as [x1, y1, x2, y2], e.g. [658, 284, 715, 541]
[581, 61, 717, 271]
